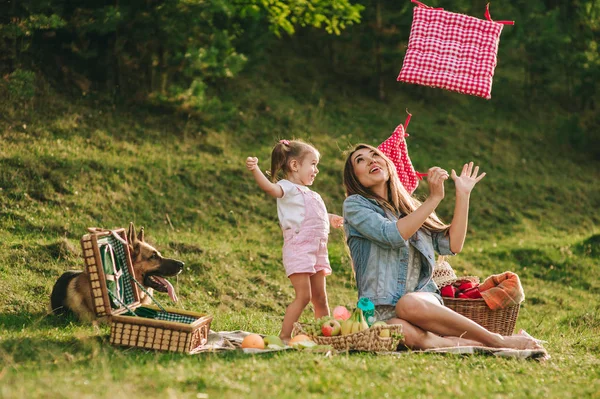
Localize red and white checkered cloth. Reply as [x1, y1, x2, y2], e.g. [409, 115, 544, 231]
[398, 2, 512, 99]
[377, 113, 427, 194]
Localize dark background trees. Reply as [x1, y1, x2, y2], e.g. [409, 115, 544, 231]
[1, 0, 598, 153]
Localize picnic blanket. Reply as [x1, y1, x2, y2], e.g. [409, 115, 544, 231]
[479, 271, 525, 310]
[190, 330, 548, 360]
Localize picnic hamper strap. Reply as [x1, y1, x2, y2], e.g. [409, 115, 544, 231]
[107, 290, 138, 316]
[129, 277, 169, 313]
[484, 3, 514, 25]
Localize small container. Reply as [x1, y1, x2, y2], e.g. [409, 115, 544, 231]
[357, 297, 375, 327]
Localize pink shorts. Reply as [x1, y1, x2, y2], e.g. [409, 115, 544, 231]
[282, 229, 331, 277]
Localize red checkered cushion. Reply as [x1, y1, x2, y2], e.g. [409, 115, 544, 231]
[377, 114, 426, 194]
[398, 4, 509, 99]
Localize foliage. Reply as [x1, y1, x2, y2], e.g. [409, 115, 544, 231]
[4, 69, 36, 102]
[0, 0, 362, 112]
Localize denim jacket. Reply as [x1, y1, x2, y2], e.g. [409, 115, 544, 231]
[343, 194, 454, 306]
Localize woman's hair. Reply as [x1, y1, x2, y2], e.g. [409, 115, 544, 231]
[270, 140, 319, 182]
[343, 143, 448, 232]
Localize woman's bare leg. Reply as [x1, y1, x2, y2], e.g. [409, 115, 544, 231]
[395, 292, 542, 350]
[385, 318, 468, 350]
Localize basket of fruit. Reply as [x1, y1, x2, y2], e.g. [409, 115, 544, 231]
[292, 307, 403, 352]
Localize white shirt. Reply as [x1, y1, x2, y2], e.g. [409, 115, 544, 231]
[405, 244, 422, 293]
[276, 179, 308, 231]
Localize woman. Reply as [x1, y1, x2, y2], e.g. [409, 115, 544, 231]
[342, 144, 541, 350]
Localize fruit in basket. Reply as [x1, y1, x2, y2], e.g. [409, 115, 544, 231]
[332, 305, 352, 321]
[457, 281, 478, 291]
[461, 287, 483, 299]
[341, 308, 369, 335]
[263, 335, 285, 349]
[321, 319, 341, 337]
[241, 334, 265, 349]
[440, 285, 457, 298]
[300, 316, 335, 336]
[371, 321, 391, 337]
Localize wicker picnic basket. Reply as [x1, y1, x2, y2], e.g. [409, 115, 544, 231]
[434, 258, 520, 336]
[292, 322, 403, 352]
[81, 228, 212, 353]
[443, 297, 519, 336]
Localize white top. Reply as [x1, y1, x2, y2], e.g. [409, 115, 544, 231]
[405, 244, 422, 293]
[276, 179, 308, 231]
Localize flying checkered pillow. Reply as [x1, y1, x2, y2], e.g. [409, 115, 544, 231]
[398, 1, 513, 99]
[377, 113, 427, 194]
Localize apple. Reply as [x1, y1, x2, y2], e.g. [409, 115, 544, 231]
[440, 285, 457, 298]
[461, 287, 483, 299]
[321, 319, 341, 337]
[457, 281, 478, 291]
[371, 321, 391, 337]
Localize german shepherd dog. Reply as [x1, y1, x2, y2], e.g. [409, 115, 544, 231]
[50, 223, 184, 322]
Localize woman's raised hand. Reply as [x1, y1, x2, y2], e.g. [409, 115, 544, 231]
[427, 167, 449, 201]
[451, 162, 486, 195]
[246, 157, 259, 171]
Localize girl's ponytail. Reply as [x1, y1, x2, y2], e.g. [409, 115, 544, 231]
[270, 141, 290, 182]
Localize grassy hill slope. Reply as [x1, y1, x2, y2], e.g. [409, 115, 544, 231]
[1, 58, 599, 398]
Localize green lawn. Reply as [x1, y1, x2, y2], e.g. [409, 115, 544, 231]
[1, 72, 599, 398]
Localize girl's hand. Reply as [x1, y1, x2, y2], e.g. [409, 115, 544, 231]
[329, 214, 344, 229]
[451, 162, 486, 195]
[246, 157, 259, 171]
[427, 167, 449, 201]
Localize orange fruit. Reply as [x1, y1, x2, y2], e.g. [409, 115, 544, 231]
[241, 334, 265, 349]
[289, 334, 312, 344]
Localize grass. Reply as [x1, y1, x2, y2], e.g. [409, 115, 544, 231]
[1, 56, 600, 398]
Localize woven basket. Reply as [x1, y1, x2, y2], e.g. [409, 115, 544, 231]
[292, 322, 403, 352]
[444, 297, 519, 336]
[110, 305, 212, 353]
[81, 228, 212, 353]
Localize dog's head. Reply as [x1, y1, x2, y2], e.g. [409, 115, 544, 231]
[127, 222, 183, 302]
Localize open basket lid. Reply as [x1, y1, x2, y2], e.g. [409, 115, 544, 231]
[80, 228, 141, 318]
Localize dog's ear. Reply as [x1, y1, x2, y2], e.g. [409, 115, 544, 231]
[138, 226, 145, 242]
[127, 222, 138, 247]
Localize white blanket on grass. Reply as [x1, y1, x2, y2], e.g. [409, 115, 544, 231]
[191, 330, 549, 360]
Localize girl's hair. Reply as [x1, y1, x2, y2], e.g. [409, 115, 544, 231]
[343, 143, 448, 232]
[270, 140, 319, 182]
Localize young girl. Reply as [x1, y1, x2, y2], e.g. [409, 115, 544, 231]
[246, 139, 343, 341]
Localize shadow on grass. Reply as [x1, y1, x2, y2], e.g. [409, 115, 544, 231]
[0, 312, 83, 331]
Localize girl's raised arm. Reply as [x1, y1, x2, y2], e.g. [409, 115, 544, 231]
[246, 157, 284, 198]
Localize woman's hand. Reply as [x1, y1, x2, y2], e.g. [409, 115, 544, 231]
[246, 157, 259, 171]
[427, 167, 449, 201]
[451, 162, 486, 196]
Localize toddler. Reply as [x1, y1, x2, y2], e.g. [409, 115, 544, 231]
[246, 139, 343, 341]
